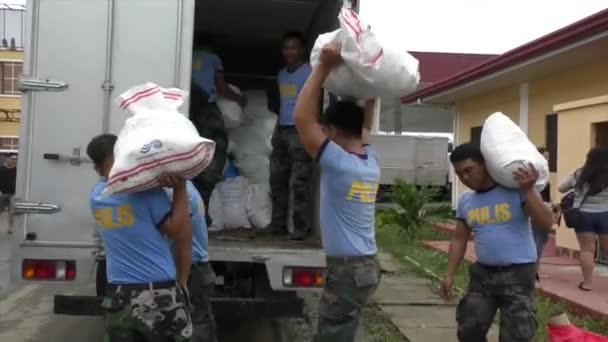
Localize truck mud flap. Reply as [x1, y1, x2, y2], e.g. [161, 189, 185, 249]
[54, 295, 303, 318]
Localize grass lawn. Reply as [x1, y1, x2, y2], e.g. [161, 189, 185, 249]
[375, 215, 608, 342]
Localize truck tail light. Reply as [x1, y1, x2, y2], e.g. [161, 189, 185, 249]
[22, 259, 76, 281]
[283, 267, 324, 288]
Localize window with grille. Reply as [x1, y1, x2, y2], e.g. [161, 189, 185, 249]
[0, 136, 18, 150]
[0, 61, 22, 96]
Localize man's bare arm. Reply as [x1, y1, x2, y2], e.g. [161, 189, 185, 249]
[446, 221, 471, 279]
[159, 180, 192, 287]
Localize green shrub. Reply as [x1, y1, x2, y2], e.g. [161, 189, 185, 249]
[378, 179, 453, 242]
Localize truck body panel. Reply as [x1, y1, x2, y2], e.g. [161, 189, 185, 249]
[371, 133, 450, 186]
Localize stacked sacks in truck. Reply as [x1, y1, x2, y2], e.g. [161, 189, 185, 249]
[232, 89, 275, 229]
[208, 89, 275, 231]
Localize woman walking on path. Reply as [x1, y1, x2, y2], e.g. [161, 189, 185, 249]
[558, 147, 608, 291]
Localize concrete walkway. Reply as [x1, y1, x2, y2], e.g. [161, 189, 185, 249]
[373, 252, 499, 341]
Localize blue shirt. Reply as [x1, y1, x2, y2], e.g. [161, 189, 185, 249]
[456, 185, 537, 266]
[277, 63, 312, 126]
[319, 141, 380, 256]
[164, 182, 209, 263]
[192, 50, 224, 102]
[90, 181, 176, 284]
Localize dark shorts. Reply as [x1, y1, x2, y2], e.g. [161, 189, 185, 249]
[457, 262, 537, 342]
[574, 211, 608, 235]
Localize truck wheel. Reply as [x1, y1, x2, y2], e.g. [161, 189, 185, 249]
[96, 259, 107, 297]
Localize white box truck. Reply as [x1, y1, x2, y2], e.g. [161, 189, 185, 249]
[11, 0, 356, 318]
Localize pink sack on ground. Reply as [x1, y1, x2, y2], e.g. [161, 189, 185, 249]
[105, 82, 215, 195]
[549, 324, 608, 342]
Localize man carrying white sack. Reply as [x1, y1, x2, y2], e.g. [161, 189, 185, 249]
[294, 42, 381, 342]
[87, 134, 193, 341]
[190, 34, 246, 223]
[267, 30, 314, 240]
[441, 143, 553, 342]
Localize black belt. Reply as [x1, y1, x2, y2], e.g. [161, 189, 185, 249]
[476, 262, 535, 271]
[107, 280, 177, 292]
[326, 254, 377, 265]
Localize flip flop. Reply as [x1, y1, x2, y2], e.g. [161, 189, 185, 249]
[578, 282, 592, 292]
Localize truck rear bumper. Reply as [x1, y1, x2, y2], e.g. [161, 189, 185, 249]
[54, 294, 303, 318]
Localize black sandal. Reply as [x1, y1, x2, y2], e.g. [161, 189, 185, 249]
[578, 282, 592, 291]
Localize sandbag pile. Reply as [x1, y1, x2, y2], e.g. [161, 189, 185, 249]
[105, 82, 215, 196]
[310, 7, 420, 99]
[480, 112, 549, 191]
[208, 89, 275, 231]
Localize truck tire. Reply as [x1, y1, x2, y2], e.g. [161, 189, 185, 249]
[96, 259, 107, 297]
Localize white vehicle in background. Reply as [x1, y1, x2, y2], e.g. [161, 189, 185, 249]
[372, 132, 452, 200]
[11, 0, 359, 319]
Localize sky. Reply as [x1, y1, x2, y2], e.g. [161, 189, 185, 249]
[360, 0, 607, 54]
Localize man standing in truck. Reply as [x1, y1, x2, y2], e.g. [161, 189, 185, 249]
[190, 34, 246, 223]
[293, 43, 381, 342]
[86, 134, 194, 341]
[268, 31, 314, 240]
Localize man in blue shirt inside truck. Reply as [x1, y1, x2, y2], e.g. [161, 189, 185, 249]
[440, 142, 553, 341]
[86, 133, 193, 342]
[190, 34, 246, 224]
[293, 42, 381, 342]
[267, 30, 314, 240]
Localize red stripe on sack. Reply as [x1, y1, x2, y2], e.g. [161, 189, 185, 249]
[343, 8, 362, 34]
[120, 87, 161, 110]
[112, 155, 211, 194]
[108, 144, 209, 186]
[371, 49, 384, 64]
[120, 86, 160, 109]
[342, 13, 361, 38]
[163, 95, 181, 100]
[108, 143, 208, 184]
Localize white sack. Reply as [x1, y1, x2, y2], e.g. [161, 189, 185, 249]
[208, 177, 251, 230]
[247, 183, 272, 229]
[480, 112, 549, 191]
[208, 188, 224, 232]
[310, 8, 420, 99]
[235, 155, 270, 184]
[242, 89, 271, 121]
[106, 82, 215, 195]
[217, 84, 243, 129]
[228, 123, 273, 158]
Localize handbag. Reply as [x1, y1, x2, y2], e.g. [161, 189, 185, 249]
[561, 191, 588, 229]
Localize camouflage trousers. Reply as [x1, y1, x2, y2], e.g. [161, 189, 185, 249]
[316, 255, 381, 342]
[190, 102, 228, 222]
[457, 262, 537, 342]
[102, 282, 192, 342]
[188, 262, 218, 342]
[269, 126, 312, 233]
